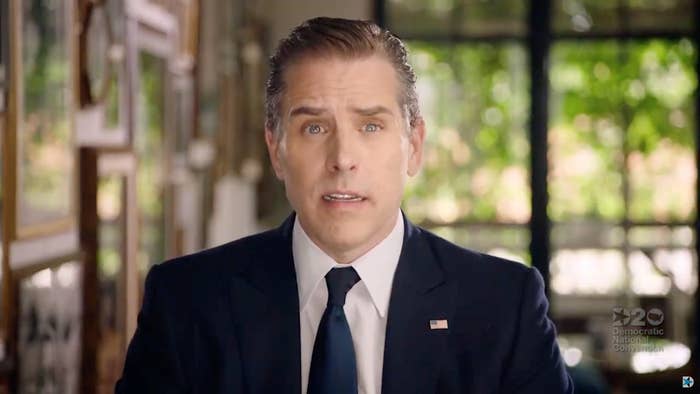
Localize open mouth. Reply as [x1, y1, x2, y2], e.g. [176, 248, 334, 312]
[322, 193, 366, 202]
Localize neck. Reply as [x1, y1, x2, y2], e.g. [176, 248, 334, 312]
[302, 211, 400, 264]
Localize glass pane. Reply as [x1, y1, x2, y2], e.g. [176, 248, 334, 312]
[17, 262, 82, 394]
[626, 0, 694, 32]
[1, 0, 5, 103]
[549, 41, 625, 221]
[628, 225, 693, 248]
[549, 225, 698, 296]
[387, 0, 527, 37]
[553, 0, 694, 35]
[104, 70, 120, 129]
[628, 225, 697, 295]
[626, 40, 696, 222]
[552, 222, 625, 249]
[429, 225, 530, 263]
[196, 0, 220, 137]
[97, 176, 126, 392]
[174, 83, 193, 153]
[19, 0, 74, 227]
[551, 248, 627, 295]
[104, 0, 126, 130]
[553, 0, 617, 34]
[136, 52, 166, 290]
[550, 39, 697, 302]
[459, 0, 528, 36]
[86, 5, 109, 102]
[403, 42, 530, 224]
[386, 0, 455, 36]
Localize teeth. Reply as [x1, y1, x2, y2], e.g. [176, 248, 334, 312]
[323, 193, 363, 201]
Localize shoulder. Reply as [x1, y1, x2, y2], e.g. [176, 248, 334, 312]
[413, 226, 544, 311]
[414, 227, 550, 339]
[417, 226, 534, 283]
[145, 228, 282, 301]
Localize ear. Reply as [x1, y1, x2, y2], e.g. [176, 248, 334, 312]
[407, 117, 426, 177]
[265, 128, 285, 180]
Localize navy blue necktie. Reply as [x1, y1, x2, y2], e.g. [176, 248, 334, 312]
[307, 267, 361, 394]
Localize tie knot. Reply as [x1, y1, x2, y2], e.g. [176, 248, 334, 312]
[325, 267, 360, 306]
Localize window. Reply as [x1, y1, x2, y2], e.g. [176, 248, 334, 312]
[388, 0, 532, 263]
[405, 42, 530, 261]
[383, 0, 697, 381]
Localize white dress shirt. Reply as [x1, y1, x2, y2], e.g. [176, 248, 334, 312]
[292, 211, 404, 394]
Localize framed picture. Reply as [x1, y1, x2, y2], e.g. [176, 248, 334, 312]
[7, 0, 77, 239]
[76, 0, 129, 147]
[16, 259, 83, 394]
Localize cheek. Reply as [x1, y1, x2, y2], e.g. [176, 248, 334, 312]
[375, 147, 409, 189]
[282, 155, 320, 193]
[394, 138, 412, 173]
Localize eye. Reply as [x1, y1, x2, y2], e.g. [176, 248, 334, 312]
[362, 123, 382, 133]
[304, 123, 324, 135]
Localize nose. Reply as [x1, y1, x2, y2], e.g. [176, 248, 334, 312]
[325, 127, 358, 173]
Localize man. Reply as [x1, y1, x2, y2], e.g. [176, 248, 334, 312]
[117, 17, 573, 394]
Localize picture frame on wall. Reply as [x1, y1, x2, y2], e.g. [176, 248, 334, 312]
[15, 259, 83, 394]
[7, 0, 77, 239]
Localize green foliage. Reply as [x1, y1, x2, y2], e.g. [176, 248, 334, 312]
[20, 0, 73, 218]
[404, 37, 695, 235]
[136, 52, 166, 269]
[403, 42, 530, 224]
[549, 39, 696, 222]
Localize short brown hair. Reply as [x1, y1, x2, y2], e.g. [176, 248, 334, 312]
[265, 17, 420, 135]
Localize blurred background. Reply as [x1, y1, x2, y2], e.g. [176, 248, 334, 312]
[0, 0, 697, 393]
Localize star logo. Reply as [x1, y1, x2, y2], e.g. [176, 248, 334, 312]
[612, 307, 630, 326]
[682, 376, 694, 388]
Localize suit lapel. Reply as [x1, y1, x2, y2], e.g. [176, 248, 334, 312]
[381, 215, 455, 394]
[228, 213, 455, 394]
[229, 214, 302, 394]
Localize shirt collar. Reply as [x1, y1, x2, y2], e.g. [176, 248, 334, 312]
[292, 210, 404, 318]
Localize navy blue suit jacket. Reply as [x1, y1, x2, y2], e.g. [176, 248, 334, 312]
[116, 213, 573, 393]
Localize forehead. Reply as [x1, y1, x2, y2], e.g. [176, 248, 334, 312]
[281, 54, 402, 112]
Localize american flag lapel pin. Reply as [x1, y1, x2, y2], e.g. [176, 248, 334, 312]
[429, 319, 449, 330]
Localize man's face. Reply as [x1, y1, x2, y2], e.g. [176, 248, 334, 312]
[265, 54, 425, 263]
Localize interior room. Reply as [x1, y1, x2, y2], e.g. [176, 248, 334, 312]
[0, 0, 697, 393]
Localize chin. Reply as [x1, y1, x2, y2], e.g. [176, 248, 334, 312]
[325, 228, 363, 244]
[323, 230, 367, 250]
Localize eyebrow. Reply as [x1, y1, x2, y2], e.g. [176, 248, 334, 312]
[351, 106, 394, 117]
[288, 105, 395, 118]
[289, 106, 327, 118]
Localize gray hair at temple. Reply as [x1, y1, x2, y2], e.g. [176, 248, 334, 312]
[264, 17, 420, 138]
